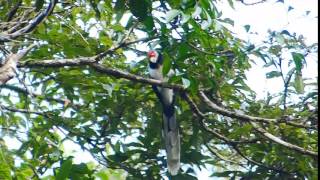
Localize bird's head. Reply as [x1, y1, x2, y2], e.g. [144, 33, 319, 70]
[147, 50, 159, 64]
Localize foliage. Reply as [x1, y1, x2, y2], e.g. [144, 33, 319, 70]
[0, 0, 318, 179]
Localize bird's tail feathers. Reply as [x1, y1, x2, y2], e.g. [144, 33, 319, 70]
[163, 113, 180, 176]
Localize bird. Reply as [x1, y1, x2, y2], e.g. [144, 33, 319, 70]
[147, 50, 180, 175]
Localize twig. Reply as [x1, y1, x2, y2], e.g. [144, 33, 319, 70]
[238, 0, 267, 6]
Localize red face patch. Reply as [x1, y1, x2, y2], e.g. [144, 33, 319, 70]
[148, 51, 156, 58]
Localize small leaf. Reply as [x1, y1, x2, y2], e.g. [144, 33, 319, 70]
[227, 0, 235, 9]
[162, 53, 172, 75]
[201, 10, 212, 29]
[294, 72, 304, 94]
[192, 5, 202, 18]
[244, 25, 250, 32]
[35, 0, 44, 11]
[181, 13, 191, 24]
[291, 52, 304, 72]
[288, 6, 294, 12]
[165, 9, 181, 23]
[102, 84, 114, 97]
[128, 0, 150, 21]
[56, 158, 73, 180]
[305, 11, 311, 16]
[0, 163, 11, 180]
[182, 78, 191, 88]
[280, 30, 291, 36]
[266, 71, 282, 79]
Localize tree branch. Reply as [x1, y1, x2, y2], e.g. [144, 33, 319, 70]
[180, 92, 258, 145]
[0, 0, 57, 42]
[0, 84, 80, 109]
[18, 58, 185, 91]
[199, 91, 315, 129]
[250, 122, 318, 157]
[16, 49, 317, 158]
[0, 104, 47, 116]
[199, 91, 318, 157]
[0, 44, 36, 85]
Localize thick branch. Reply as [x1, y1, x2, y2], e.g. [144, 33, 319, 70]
[18, 58, 185, 91]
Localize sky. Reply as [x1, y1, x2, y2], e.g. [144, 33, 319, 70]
[219, 0, 318, 100]
[2, 0, 318, 179]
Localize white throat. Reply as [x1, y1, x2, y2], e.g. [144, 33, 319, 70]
[148, 66, 163, 80]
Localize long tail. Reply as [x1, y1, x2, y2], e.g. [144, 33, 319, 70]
[163, 112, 180, 175]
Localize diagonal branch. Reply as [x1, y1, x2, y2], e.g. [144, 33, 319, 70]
[250, 122, 318, 157]
[180, 92, 258, 144]
[199, 91, 318, 157]
[199, 91, 315, 129]
[181, 92, 292, 174]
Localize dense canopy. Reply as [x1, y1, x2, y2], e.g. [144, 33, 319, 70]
[0, 0, 318, 179]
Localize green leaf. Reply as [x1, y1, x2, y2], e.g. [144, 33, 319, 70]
[244, 25, 250, 32]
[165, 9, 181, 23]
[227, 0, 235, 9]
[102, 84, 114, 97]
[35, 0, 44, 11]
[219, 18, 234, 26]
[201, 10, 212, 29]
[266, 71, 282, 79]
[288, 6, 294, 12]
[128, 0, 150, 21]
[182, 78, 191, 88]
[0, 163, 11, 180]
[162, 53, 172, 75]
[56, 158, 73, 180]
[143, 16, 155, 35]
[192, 5, 202, 18]
[294, 72, 304, 94]
[291, 52, 304, 72]
[181, 13, 191, 24]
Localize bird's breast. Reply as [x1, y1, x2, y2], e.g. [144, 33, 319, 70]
[148, 67, 164, 80]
